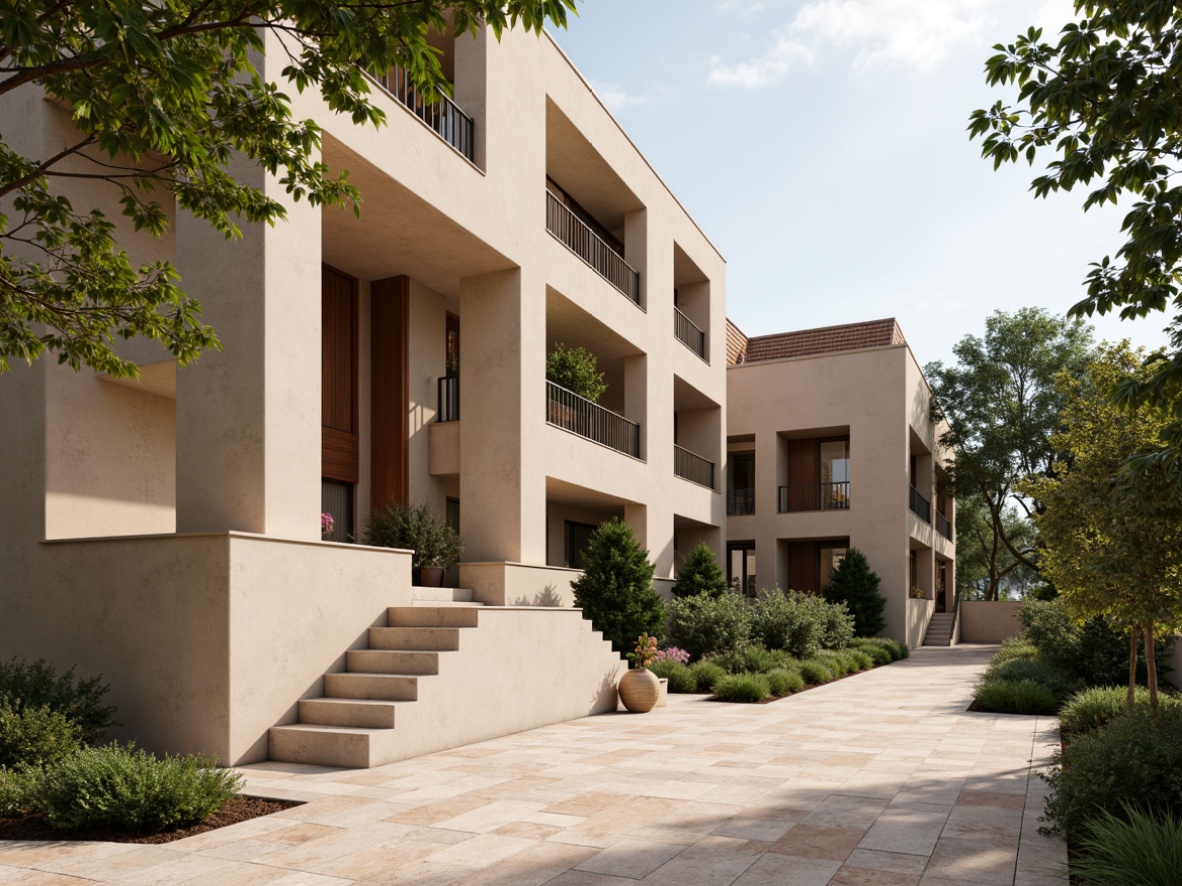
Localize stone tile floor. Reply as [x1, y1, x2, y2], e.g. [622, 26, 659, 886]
[0, 644, 1064, 885]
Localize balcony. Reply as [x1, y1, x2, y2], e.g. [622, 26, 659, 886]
[935, 509, 953, 541]
[546, 192, 640, 304]
[370, 67, 475, 162]
[674, 306, 706, 359]
[546, 381, 639, 458]
[910, 485, 931, 523]
[727, 489, 755, 516]
[674, 445, 714, 489]
[778, 482, 850, 513]
[437, 376, 459, 422]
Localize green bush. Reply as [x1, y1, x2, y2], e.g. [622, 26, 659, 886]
[546, 342, 606, 402]
[0, 701, 82, 769]
[749, 589, 853, 658]
[853, 640, 892, 666]
[1043, 708, 1182, 838]
[1059, 686, 1182, 734]
[815, 650, 849, 678]
[1072, 805, 1182, 886]
[0, 658, 118, 745]
[362, 499, 463, 570]
[799, 660, 834, 684]
[666, 592, 750, 660]
[571, 519, 664, 654]
[687, 661, 726, 693]
[672, 542, 727, 599]
[649, 661, 696, 693]
[885, 639, 909, 660]
[821, 548, 886, 637]
[849, 650, 874, 671]
[38, 744, 243, 833]
[983, 657, 1076, 702]
[766, 668, 805, 697]
[819, 602, 856, 650]
[0, 767, 40, 818]
[712, 673, 770, 703]
[708, 644, 793, 675]
[975, 679, 1059, 715]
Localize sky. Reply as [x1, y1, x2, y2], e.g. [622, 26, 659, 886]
[551, 0, 1173, 368]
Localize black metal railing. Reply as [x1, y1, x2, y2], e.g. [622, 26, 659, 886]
[370, 67, 475, 161]
[674, 445, 714, 489]
[727, 489, 755, 515]
[545, 192, 640, 303]
[910, 485, 931, 523]
[546, 381, 639, 457]
[437, 376, 459, 422]
[935, 509, 953, 541]
[778, 481, 851, 512]
[674, 306, 706, 359]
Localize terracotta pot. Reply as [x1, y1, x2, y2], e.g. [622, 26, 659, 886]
[419, 567, 446, 587]
[618, 667, 660, 713]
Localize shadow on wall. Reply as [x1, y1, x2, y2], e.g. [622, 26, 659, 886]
[592, 665, 621, 708]
[510, 583, 564, 607]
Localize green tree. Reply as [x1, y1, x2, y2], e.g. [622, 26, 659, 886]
[545, 342, 606, 403]
[926, 308, 1094, 599]
[953, 494, 1038, 600]
[571, 518, 664, 654]
[821, 548, 885, 637]
[1025, 343, 1182, 708]
[672, 541, 727, 599]
[0, 0, 577, 378]
[968, 3, 1182, 462]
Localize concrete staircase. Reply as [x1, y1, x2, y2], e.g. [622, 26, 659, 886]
[922, 609, 958, 647]
[268, 590, 625, 768]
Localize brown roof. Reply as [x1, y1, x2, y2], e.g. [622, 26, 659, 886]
[725, 318, 749, 366]
[729, 318, 904, 365]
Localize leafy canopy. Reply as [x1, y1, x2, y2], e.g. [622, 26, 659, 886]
[545, 341, 606, 403]
[0, 0, 577, 377]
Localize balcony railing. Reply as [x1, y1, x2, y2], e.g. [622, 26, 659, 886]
[910, 485, 931, 523]
[674, 445, 714, 489]
[546, 192, 640, 304]
[935, 509, 953, 541]
[546, 380, 639, 457]
[437, 375, 459, 422]
[370, 67, 475, 162]
[727, 489, 755, 515]
[674, 306, 706, 359]
[778, 482, 851, 513]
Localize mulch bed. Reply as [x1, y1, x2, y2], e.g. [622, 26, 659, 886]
[0, 795, 300, 844]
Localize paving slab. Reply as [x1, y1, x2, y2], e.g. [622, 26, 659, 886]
[0, 645, 1065, 885]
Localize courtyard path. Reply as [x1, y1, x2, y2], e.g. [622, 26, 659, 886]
[0, 644, 1064, 886]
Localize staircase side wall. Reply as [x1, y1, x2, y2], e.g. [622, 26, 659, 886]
[959, 601, 1022, 644]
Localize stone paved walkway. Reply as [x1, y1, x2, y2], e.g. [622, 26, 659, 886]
[0, 645, 1064, 886]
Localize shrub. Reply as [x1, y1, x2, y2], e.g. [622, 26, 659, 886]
[853, 640, 892, 666]
[571, 519, 664, 654]
[652, 647, 691, 666]
[672, 542, 727, 599]
[821, 548, 886, 637]
[1071, 805, 1182, 886]
[0, 767, 40, 818]
[799, 660, 834, 684]
[708, 644, 792, 675]
[975, 679, 1059, 715]
[990, 637, 1040, 667]
[0, 701, 82, 770]
[687, 661, 727, 693]
[884, 639, 909, 660]
[849, 650, 874, 671]
[38, 744, 243, 833]
[819, 602, 856, 650]
[1043, 708, 1182, 838]
[1059, 686, 1182, 734]
[649, 661, 696, 693]
[0, 658, 118, 745]
[749, 589, 853, 657]
[815, 650, 849, 678]
[546, 342, 606, 402]
[766, 668, 805, 697]
[362, 499, 463, 570]
[666, 593, 750, 660]
[712, 673, 770, 703]
[983, 657, 1076, 702]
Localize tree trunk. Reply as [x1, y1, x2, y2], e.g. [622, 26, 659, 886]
[1145, 623, 1159, 711]
[1128, 629, 1138, 710]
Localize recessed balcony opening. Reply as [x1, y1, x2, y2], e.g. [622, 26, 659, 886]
[727, 435, 755, 515]
[545, 477, 631, 569]
[909, 429, 933, 524]
[777, 428, 851, 513]
[546, 99, 645, 304]
[673, 243, 710, 361]
[934, 467, 953, 541]
[780, 537, 850, 594]
[673, 376, 720, 490]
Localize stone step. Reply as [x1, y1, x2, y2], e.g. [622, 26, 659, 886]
[387, 606, 481, 628]
[410, 587, 475, 603]
[269, 724, 382, 769]
[299, 698, 401, 729]
[410, 600, 485, 608]
[368, 626, 463, 651]
[347, 649, 440, 675]
[324, 672, 421, 701]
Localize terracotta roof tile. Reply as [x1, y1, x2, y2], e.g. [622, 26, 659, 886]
[739, 318, 904, 363]
[726, 319, 748, 365]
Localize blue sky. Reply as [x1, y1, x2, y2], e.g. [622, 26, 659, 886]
[552, 0, 1172, 367]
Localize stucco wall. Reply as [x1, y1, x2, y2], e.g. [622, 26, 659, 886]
[959, 601, 1023, 644]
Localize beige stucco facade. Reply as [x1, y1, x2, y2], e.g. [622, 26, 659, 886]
[725, 328, 956, 648]
[0, 26, 727, 764]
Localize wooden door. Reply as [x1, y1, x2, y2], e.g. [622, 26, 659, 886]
[322, 266, 358, 484]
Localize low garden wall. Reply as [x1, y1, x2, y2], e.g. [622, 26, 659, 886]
[959, 601, 1023, 643]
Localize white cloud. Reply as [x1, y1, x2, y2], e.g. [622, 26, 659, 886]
[590, 80, 649, 112]
[709, 0, 994, 86]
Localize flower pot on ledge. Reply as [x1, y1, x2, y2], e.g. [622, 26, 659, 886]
[419, 567, 446, 587]
[618, 667, 660, 713]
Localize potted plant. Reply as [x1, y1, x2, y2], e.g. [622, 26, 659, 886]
[618, 633, 661, 713]
[546, 342, 607, 433]
[362, 500, 463, 586]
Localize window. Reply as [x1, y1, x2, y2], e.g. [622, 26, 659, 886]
[727, 542, 757, 596]
[818, 438, 850, 509]
[446, 497, 460, 534]
[728, 452, 755, 515]
[321, 480, 354, 543]
[564, 520, 596, 569]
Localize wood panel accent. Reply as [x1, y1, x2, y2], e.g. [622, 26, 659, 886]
[371, 275, 410, 513]
[322, 426, 359, 484]
[787, 438, 817, 487]
[322, 266, 358, 484]
[786, 541, 819, 593]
